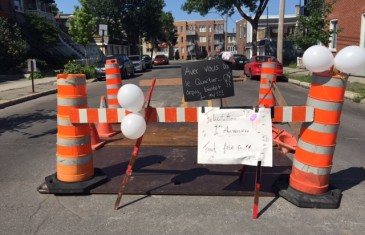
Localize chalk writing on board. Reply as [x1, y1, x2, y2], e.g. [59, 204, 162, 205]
[197, 107, 273, 166]
[181, 60, 234, 102]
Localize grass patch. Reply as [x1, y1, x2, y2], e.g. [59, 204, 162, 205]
[287, 75, 365, 102]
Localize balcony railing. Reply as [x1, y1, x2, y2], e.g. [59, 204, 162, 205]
[186, 30, 196, 35]
[214, 40, 223, 45]
[214, 29, 224, 34]
[26, 10, 56, 25]
[187, 41, 195, 46]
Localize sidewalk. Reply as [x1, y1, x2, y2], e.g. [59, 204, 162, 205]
[1, 67, 365, 109]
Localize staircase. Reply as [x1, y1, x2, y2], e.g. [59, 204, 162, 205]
[58, 29, 85, 59]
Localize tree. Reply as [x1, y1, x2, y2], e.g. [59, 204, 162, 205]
[175, 49, 180, 60]
[68, 0, 97, 58]
[291, 0, 337, 51]
[0, 17, 28, 72]
[182, 0, 269, 55]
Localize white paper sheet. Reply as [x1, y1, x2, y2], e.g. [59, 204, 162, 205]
[198, 107, 273, 166]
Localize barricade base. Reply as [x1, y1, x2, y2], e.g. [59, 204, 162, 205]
[37, 168, 109, 194]
[272, 174, 342, 209]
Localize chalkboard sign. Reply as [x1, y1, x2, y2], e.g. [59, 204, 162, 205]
[181, 59, 234, 102]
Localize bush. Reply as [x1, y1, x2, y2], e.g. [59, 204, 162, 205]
[63, 60, 95, 79]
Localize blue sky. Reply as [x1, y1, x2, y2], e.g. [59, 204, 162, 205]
[55, 0, 300, 32]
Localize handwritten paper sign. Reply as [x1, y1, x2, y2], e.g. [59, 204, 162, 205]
[198, 107, 273, 167]
[181, 59, 234, 101]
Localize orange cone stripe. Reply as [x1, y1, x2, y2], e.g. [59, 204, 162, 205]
[56, 74, 94, 183]
[105, 59, 122, 109]
[69, 106, 313, 124]
[290, 71, 348, 195]
[290, 158, 331, 195]
[258, 62, 277, 108]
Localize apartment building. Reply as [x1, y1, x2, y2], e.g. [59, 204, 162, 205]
[174, 20, 225, 60]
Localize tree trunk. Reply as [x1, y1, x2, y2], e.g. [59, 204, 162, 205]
[252, 27, 258, 56]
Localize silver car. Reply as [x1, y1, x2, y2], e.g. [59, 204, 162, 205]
[129, 55, 146, 72]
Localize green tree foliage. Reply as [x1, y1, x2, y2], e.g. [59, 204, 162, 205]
[182, 0, 269, 55]
[68, 0, 97, 57]
[291, 0, 336, 51]
[0, 17, 28, 71]
[20, 14, 60, 69]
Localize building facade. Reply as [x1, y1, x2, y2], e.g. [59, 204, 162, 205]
[235, 14, 297, 59]
[174, 20, 225, 60]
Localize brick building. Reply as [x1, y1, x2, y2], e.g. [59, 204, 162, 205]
[326, 0, 365, 53]
[174, 20, 225, 60]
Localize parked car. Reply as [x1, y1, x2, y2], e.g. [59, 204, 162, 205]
[129, 55, 146, 72]
[142, 55, 153, 69]
[231, 54, 248, 70]
[153, 54, 169, 65]
[244, 55, 283, 80]
[95, 54, 135, 81]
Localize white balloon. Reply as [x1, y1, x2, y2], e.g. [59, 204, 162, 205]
[121, 113, 146, 139]
[117, 84, 145, 112]
[302, 45, 334, 72]
[334, 46, 365, 74]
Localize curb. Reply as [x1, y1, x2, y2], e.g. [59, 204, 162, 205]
[287, 79, 365, 103]
[0, 78, 97, 109]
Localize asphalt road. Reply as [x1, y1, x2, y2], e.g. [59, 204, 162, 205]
[0, 64, 364, 235]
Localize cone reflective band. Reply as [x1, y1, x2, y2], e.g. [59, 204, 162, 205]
[290, 71, 348, 195]
[57, 74, 94, 182]
[258, 61, 277, 107]
[105, 59, 122, 108]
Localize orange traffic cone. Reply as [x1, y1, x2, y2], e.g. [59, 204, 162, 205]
[97, 96, 120, 138]
[90, 123, 106, 150]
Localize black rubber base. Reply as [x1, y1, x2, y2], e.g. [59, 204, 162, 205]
[272, 174, 342, 209]
[38, 168, 109, 195]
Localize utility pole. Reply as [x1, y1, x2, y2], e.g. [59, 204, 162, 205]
[277, 0, 285, 63]
[224, 14, 228, 51]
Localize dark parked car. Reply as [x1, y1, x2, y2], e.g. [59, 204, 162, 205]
[153, 54, 169, 65]
[142, 55, 153, 69]
[95, 55, 135, 81]
[231, 54, 248, 70]
[129, 55, 146, 72]
[244, 55, 283, 80]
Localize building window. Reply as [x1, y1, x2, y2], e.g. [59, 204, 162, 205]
[199, 25, 206, 32]
[361, 14, 365, 48]
[181, 36, 184, 43]
[209, 26, 212, 32]
[14, 0, 24, 12]
[181, 47, 184, 54]
[239, 25, 242, 39]
[200, 37, 207, 43]
[329, 19, 338, 51]
[180, 26, 183, 33]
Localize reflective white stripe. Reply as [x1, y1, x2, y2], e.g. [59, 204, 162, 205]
[57, 154, 92, 166]
[177, 107, 185, 122]
[297, 139, 335, 155]
[98, 108, 107, 123]
[107, 95, 118, 100]
[106, 84, 121, 89]
[306, 106, 314, 122]
[303, 122, 339, 133]
[117, 108, 126, 122]
[106, 74, 121, 79]
[105, 64, 118, 68]
[58, 97, 87, 106]
[283, 106, 292, 122]
[57, 78, 85, 86]
[57, 116, 72, 126]
[156, 108, 165, 122]
[259, 94, 273, 99]
[261, 74, 276, 80]
[293, 158, 331, 176]
[312, 75, 347, 87]
[307, 97, 343, 111]
[109, 104, 120, 108]
[79, 109, 88, 123]
[57, 136, 90, 146]
[260, 84, 271, 89]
